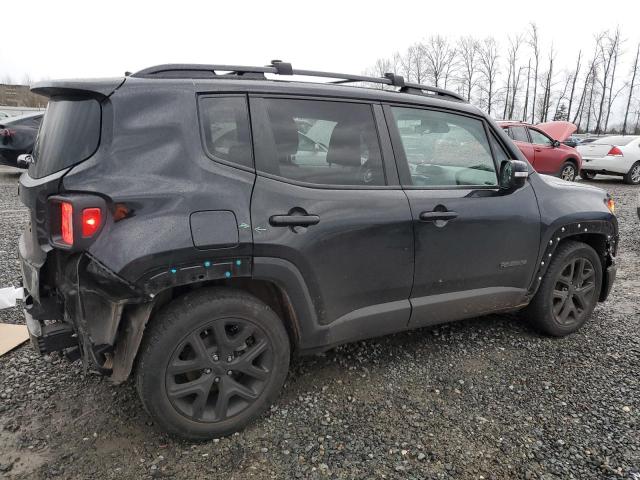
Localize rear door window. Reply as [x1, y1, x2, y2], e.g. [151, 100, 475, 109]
[30, 97, 101, 179]
[253, 98, 386, 186]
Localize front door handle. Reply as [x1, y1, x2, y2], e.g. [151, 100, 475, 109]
[269, 214, 320, 227]
[419, 211, 458, 222]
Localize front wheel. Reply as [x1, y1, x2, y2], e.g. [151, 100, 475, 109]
[623, 161, 640, 185]
[136, 288, 290, 440]
[559, 162, 577, 182]
[524, 240, 602, 337]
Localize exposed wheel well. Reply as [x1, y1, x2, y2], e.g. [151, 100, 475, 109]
[111, 278, 301, 384]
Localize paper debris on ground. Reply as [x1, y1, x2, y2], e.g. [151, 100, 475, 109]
[0, 323, 29, 357]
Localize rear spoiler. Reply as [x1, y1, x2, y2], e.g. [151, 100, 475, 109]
[31, 77, 126, 99]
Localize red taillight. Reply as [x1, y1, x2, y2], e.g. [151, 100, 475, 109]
[607, 146, 623, 156]
[82, 208, 102, 237]
[60, 202, 74, 245]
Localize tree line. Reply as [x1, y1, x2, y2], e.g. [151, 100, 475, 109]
[365, 24, 640, 135]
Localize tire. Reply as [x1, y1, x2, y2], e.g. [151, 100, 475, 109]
[623, 161, 640, 185]
[559, 161, 577, 182]
[580, 170, 597, 180]
[136, 288, 290, 440]
[524, 240, 602, 337]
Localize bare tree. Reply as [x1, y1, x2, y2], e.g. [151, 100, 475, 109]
[510, 66, 525, 119]
[595, 28, 621, 134]
[362, 26, 634, 131]
[522, 59, 532, 121]
[622, 42, 640, 134]
[603, 29, 623, 133]
[585, 62, 599, 132]
[399, 47, 415, 82]
[528, 23, 541, 123]
[502, 35, 523, 120]
[566, 50, 582, 121]
[456, 36, 479, 102]
[539, 45, 556, 122]
[409, 43, 427, 84]
[423, 35, 457, 88]
[478, 37, 500, 115]
[553, 71, 572, 121]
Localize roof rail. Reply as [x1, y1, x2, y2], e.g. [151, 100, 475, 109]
[130, 60, 465, 102]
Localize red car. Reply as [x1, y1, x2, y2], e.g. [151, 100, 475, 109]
[498, 121, 582, 181]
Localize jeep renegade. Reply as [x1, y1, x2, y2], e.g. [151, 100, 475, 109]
[9, 61, 617, 440]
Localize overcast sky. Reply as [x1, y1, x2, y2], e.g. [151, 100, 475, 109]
[1, 0, 638, 83]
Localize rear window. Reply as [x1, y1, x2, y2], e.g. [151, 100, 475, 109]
[592, 136, 638, 146]
[30, 97, 101, 179]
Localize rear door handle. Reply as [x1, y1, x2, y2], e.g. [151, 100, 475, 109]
[269, 215, 320, 227]
[419, 211, 458, 222]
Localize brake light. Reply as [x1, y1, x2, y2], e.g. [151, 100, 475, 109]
[607, 146, 623, 156]
[60, 202, 74, 245]
[82, 208, 102, 237]
[49, 194, 107, 250]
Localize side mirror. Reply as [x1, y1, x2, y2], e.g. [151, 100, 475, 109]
[16, 154, 34, 169]
[500, 160, 529, 191]
[552, 140, 561, 148]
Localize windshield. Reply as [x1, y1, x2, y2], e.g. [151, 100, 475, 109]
[592, 136, 638, 146]
[30, 96, 101, 179]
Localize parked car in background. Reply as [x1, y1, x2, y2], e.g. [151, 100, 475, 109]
[578, 135, 640, 184]
[563, 135, 582, 148]
[498, 121, 582, 181]
[579, 137, 598, 145]
[0, 112, 43, 168]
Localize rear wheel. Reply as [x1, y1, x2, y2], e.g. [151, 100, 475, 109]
[524, 240, 602, 337]
[136, 288, 290, 440]
[559, 162, 577, 181]
[580, 170, 597, 180]
[623, 161, 640, 185]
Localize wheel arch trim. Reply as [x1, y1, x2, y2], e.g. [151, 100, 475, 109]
[527, 220, 618, 301]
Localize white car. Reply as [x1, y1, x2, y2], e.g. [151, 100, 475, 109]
[578, 135, 640, 184]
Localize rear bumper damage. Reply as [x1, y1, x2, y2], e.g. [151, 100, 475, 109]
[18, 248, 155, 383]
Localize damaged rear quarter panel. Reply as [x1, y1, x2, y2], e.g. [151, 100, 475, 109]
[58, 79, 257, 379]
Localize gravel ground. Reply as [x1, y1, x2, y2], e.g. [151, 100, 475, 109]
[0, 166, 638, 479]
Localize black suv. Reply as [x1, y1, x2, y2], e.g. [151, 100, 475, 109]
[14, 62, 617, 440]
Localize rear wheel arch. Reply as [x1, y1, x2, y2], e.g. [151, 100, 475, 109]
[110, 268, 310, 383]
